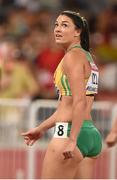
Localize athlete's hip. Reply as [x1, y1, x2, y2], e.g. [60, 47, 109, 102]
[53, 120, 102, 157]
[54, 120, 93, 138]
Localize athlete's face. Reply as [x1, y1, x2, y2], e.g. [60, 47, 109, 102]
[54, 15, 80, 46]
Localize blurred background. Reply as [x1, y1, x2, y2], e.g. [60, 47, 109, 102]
[0, 0, 116, 179]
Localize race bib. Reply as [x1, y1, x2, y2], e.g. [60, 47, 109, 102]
[54, 122, 68, 138]
[86, 64, 99, 94]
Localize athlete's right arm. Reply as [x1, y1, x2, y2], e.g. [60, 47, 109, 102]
[21, 109, 58, 146]
[37, 109, 58, 132]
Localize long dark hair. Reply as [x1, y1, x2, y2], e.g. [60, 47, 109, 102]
[60, 11, 90, 52]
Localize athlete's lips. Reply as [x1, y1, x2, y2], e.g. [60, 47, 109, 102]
[55, 34, 62, 37]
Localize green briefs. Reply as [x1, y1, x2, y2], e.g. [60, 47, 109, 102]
[54, 120, 102, 157]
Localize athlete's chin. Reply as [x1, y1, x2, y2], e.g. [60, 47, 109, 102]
[55, 40, 66, 46]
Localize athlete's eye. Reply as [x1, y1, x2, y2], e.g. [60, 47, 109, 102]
[54, 23, 58, 27]
[62, 23, 68, 27]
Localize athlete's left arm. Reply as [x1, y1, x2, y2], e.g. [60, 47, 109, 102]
[63, 50, 86, 143]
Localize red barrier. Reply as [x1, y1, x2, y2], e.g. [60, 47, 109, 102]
[0, 149, 116, 179]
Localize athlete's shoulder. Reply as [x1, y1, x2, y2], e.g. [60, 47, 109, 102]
[63, 48, 85, 67]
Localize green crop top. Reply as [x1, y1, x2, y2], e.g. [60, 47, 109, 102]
[54, 45, 99, 99]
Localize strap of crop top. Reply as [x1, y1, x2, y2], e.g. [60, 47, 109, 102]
[67, 45, 94, 64]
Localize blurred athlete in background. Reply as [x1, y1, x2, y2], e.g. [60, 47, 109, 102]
[106, 116, 117, 147]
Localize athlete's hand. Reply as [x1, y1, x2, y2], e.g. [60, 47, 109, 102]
[21, 127, 44, 146]
[105, 132, 117, 147]
[63, 139, 76, 160]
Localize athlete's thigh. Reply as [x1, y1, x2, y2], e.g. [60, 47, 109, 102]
[41, 138, 83, 179]
[74, 157, 97, 179]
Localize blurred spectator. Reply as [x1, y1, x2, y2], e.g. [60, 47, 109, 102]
[99, 64, 117, 91]
[89, 3, 117, 101]
[92, 3, 117, 63]
[96, 63, 117, 102]
[14, 0, 61, 12]
[39, 0, 61, 11]
[34, 31, 64, 99]
[61, 0, 107, 14]
[7, 7, 30, 37]
[0, 0, 14, 7]
[14, 0, 41, 12]
[0, 40, 39, 99]
[0, 40, 39, 139]
[0, 1, 116, 101]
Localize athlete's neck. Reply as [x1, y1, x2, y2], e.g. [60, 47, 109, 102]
[57, 41, 81, 52]
[66, 43, 81, 52]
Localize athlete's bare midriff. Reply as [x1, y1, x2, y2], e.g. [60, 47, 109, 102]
[56, 95, 94, 123]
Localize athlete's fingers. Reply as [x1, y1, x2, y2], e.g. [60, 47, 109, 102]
[21, 131, 31, 136]
[29, 140, 36, 146]
[24, 136, 30, 140]
[21, 132, 30, 136]
[24, 139, 30, 145]
[24, 139, 28, 143]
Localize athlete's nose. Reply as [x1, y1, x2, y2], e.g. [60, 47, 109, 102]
[55, 25, 62, 32]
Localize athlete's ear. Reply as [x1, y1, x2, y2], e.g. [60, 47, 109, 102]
[74, 29, 81, 37]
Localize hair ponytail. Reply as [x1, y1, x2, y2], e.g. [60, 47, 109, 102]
[80, 19, 90, 52]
